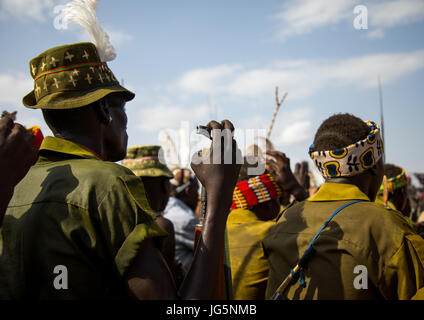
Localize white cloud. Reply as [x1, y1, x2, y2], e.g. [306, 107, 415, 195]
[327, 50, 424, 88]
[369, 0, 424, 28]
[0, 72, 52, 135]
[274, 0, 358, 40]
[77, 27, 133, 47]
[0, 73, 33, 106]
[0, 0, 57, 22]
[136, 104, 209, 133]
[271, 107, 313, 147]
[178, 65, 242, 94]
[273, 0, 424, 41]
[176, 50, 424, 100]
[107, 29, 133, 46]
[365, 28, 385, 39]
[274, 120, 312, 146]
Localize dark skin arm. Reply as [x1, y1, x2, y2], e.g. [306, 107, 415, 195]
[124, 120, 241, 299]
[0, 113, 38, 225]
[266, 150, 309, 202]
[154, 216, 177, 280]
[294, 161, 310, 192]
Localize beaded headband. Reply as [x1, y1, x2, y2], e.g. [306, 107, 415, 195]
[309, 121, 384, 178]
[231, 174, 283, 210]
[380, 168, 408, 194]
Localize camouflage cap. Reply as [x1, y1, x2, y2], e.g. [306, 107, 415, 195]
[122, 145, 173, 179]
[23, 42, 135, 109]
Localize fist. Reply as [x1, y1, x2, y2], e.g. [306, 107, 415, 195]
[191, 120, 242, 208]
[0, 113, 38, 190]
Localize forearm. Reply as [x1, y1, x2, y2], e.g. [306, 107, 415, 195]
[177, 199, 229, 299]
[0, 186, 14, 226]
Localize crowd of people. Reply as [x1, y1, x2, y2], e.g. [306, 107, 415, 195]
[1, 39, 424, 300]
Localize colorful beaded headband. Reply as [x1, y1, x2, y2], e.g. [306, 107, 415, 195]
[231, 174, 283, 210]
[309, 121, 384, 178]
[380, 168, 408, 194]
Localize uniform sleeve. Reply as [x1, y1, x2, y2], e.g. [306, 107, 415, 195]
[383, 234, 424, 300]
[96, 174, 168, 277]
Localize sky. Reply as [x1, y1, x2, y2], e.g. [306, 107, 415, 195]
[0, 0, 424, 186]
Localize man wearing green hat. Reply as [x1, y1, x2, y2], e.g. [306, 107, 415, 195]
[0, 41, 242, 300]
[122, 145, 178, 281]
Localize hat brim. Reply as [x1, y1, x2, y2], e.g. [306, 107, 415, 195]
[22, 85, 135, 110]
[133, 168, 174, 179]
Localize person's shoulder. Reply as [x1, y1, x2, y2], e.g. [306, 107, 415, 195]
[57, 159, 140, 187]
[275, 200, 306, 223]
[67, 159, 135, 176]
[356, 201, 413, 230]
[155, 216, 174, 235]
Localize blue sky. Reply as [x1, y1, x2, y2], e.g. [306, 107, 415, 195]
[1, 0, 424, 185]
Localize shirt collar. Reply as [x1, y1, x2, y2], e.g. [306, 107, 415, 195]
[38, 136, 103, 161]
[307, 182, 370, 202]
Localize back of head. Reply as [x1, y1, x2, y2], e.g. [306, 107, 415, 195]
[42, 103, 95, 136]
[313, 113, 370, 152]
[382, 163, 410, 215]
[169, 168, 199, 211]
[384, 163, 403, 180]
[310, 113, 385, 201]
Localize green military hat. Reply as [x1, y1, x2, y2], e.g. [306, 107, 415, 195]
[122, 145, 173, 179]
[23, 42, 135, 109]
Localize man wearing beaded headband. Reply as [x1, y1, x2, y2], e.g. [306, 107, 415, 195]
[263, 113, 424, 300]
[375, 164, 411, 217]
[227, 152, 308, 300]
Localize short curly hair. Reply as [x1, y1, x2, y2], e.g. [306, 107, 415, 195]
[384, 163, 403, 179]
[313, 113, 371, 151]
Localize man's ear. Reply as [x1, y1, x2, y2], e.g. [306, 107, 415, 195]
[93, 97, 111, 125]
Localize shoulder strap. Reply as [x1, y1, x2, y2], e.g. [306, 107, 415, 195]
[270, 199, 365, 300]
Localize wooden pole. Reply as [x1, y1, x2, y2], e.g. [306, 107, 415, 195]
[267, 87, 287, 140]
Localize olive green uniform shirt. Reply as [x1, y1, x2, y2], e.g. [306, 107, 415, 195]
[0, 137, 167, 299]
[263, 183, 424, 300]
[227, 208, 275, 300]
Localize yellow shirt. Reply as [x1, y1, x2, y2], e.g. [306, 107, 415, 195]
[227, 208, 275, 300]
[263, 182, 424, 300]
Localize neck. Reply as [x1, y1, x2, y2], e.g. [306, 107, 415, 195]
[327, 175, 375, 201]
[55, 131, 104, 160]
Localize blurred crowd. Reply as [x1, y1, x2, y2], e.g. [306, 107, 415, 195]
[1, 40, 424, 301]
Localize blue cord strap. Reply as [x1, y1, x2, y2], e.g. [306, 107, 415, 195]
[290, 269, 307, 288]
[292, 200, 365, 289]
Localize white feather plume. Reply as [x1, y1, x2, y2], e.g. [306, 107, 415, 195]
[159, 129, 180, 169]
[62, 0, 116, 62]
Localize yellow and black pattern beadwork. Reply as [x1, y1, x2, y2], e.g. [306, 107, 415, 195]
[309, 121, 384, 178]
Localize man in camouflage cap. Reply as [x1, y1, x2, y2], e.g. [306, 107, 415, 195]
[122, 145, 177, 278]
[0, 42, 162, 299]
